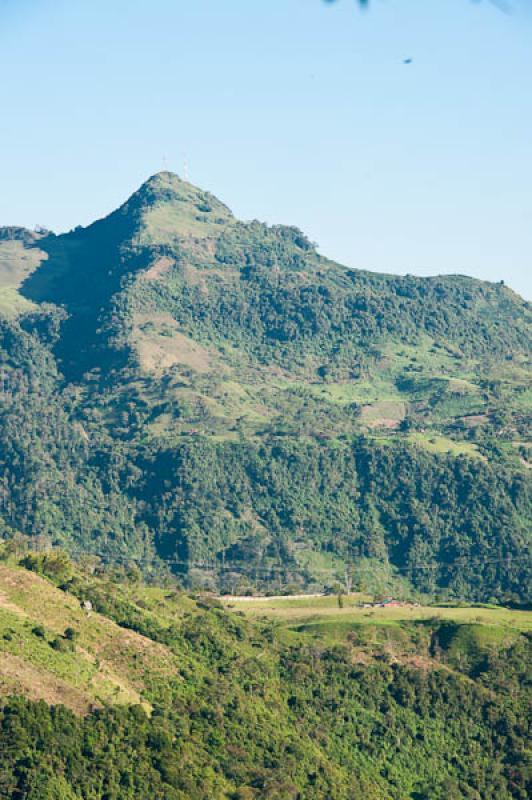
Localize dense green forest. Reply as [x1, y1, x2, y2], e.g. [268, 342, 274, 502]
[142, 438, 531, 599]
[0, 172, 530, 599]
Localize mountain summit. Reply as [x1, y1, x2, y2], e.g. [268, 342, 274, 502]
[126, 170, 230, 213]
[114, 171, 235, 244]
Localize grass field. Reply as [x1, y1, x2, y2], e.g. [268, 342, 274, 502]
[405, 432, 483, 458]
[0, 287, 36, 317]
[222, 593, 532, 633]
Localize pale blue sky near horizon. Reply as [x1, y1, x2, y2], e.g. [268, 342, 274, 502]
[1, 0, 531, 298]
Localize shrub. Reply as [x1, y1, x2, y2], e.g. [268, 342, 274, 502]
[50, 636, 73, 653]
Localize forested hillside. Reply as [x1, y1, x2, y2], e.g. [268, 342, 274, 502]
[0, 558, 530, 800]
[0, 172, 530, 599]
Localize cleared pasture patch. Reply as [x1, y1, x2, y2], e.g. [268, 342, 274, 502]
[0, 240, 45, 289]
[224, 593, 532, 633]
[133, 312, 224, 375]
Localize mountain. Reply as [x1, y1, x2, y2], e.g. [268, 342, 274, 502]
[0, 557, 530, 799]
[0, 172, 530, 600]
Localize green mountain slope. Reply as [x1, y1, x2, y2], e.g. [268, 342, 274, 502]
[0, 172, 530, 599]
[0, 558, 531, 800]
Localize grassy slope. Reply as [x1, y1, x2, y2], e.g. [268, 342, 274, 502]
[0, 239, 42, 317]
[0, 240, 45, 290]
[0, 564, 184, 712]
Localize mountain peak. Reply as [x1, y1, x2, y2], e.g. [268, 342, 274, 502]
[138, 170, 189, 195]
[121, 171, 235, 243]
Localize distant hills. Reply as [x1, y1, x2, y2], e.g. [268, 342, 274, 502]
[0, 172, 530, 600]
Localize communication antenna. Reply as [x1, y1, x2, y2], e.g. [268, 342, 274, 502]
[183, 154, 189, 182]
[162, 153, 168, 171]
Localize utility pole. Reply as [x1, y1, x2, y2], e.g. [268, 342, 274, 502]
[344, 566, 353, 595]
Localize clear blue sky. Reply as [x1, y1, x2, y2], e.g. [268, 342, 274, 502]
[1, 0, 531, 298]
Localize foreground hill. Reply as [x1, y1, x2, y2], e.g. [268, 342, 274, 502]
[0, 172, 530, 598]
[0, 556, 531, 799]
